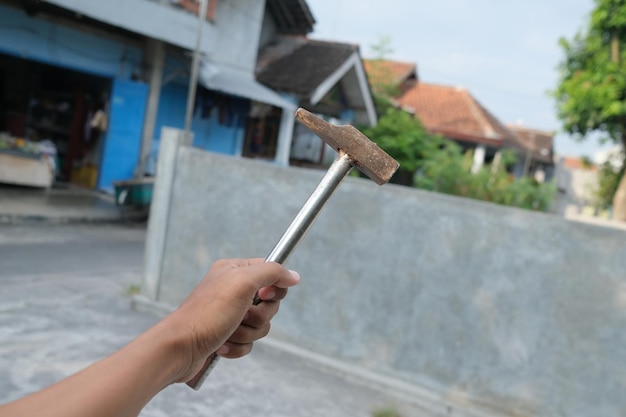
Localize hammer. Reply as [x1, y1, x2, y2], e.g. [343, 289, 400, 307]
[187, 108, 399, 389]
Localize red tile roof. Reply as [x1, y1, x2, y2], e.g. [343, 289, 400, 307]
[363, 59, 417, 93]
[397, 83, 512, 147]
[506, 125, 554, 164]
[562, 156, 597, 171]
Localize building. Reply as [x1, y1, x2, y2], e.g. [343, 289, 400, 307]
[395, 82, 515, 172]
[256, 36, 377, 166]
[364, 59, 555, 179]
[363, 59, 418, 98]
[0, 0, 346, 192]
[553, 156, 599, 216]
[505, 125, 555, 183]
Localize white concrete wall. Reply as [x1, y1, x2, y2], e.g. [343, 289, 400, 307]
[211, 0, 266, 72]
[553, 159, 599, 216]
[140, 136, 626, 417]
[43, 0, 265, 72]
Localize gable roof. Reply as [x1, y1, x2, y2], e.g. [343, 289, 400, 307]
[266, 0, 316, 35]
[257, 38, 358, 96]
[397, 83, 513, 147]
[363, 59, 417, 93]
[257, 36, 377, 126]
[506, 125, 554, 164]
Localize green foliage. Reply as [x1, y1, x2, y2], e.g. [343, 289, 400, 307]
[554, 0, 626, 142]
[369, 35, 394, 60]
[415, 142, 555, 211]
[372, 406, 403, 417]
[361, 106, 443, 185]
[361, 106, 554, 211]
[594, 160, 625, 209]
[126, 284, 141, 296]
[554, 0, 626, 219]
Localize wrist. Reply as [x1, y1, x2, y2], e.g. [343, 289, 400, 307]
[134, 316, 193, 386]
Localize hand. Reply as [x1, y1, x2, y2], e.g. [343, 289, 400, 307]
[0, 258, 299, 417]
[164, 259, 300, 383]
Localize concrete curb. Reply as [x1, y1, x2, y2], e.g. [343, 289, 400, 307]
[0, 212, 145, 226]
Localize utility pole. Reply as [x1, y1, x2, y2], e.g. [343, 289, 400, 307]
[184, 0, 209, 135]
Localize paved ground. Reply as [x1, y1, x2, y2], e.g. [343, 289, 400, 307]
[0, 224, 430, 417]
[0, 183, 139, 224]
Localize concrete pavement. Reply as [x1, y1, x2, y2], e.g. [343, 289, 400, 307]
[0, 224, 430, 417]
[0, 184, 135, 224]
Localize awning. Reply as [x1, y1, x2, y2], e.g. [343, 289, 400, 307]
[199, 62, 296, 110]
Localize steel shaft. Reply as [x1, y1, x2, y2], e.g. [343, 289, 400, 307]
[188, 151, 355, 390]
[265, 151, 354, 264]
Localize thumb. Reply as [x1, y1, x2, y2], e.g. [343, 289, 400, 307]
[240, 262, 300, 291]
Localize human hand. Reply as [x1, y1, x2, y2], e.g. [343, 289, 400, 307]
[0, 259, 299, 417]
[163, 259, 300, 384]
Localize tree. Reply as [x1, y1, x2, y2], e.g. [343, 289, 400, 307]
[361, 106, 443, 185]
[369, 35, 394, 60]
[594, 151, 625, 211]
[554, 0, 626, 220]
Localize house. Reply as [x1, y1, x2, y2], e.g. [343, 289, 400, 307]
[255, 35, 377, 166]
[364, 59, 556, 179]
[362, 59, 418, 98]
[553, 156, 599, 216]
[396, 82, 515, 172]
[505, 125, 555, 183]
[0, 0, 333, 193]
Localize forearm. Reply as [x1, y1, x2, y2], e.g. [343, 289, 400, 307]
[0, 260, 299, 417]
[0, 319, 185, 417]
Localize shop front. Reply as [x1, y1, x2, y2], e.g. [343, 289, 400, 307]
[0, 2, 146, 192]
[0, 53, 111, 188]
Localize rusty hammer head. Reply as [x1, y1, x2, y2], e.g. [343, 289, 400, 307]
[295, 108, 399, 185]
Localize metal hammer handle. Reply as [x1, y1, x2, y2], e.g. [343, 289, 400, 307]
[187, 151, 355, 390]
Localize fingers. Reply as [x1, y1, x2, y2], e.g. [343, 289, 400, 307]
[247, 298, 280, 327]
[237, 262, 301, 292]
[215, 318, 270, 359]
[216, 295, 281, 358]
[216, 341, 253, 359]
[257, 286, 288, 302]
[217, 321, 270, 359]
[224, 321, 271, 345]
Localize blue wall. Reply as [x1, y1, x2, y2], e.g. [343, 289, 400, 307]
[151, 78, 249, 174]
[0, 4, 142, 79]
[98, 79, 149, 192]
[0, 6, 249, 179]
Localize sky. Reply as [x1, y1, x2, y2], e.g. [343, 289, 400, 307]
[305, 0, 613, 158]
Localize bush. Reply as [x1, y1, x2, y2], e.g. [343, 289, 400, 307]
[361, 104, 555, 211]
[415, 142, 555, 211]
[361, 106, 443, 185]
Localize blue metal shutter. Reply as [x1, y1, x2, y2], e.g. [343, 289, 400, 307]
[98, 79, 148, 192]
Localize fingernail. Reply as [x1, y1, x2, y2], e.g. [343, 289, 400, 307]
[217, 345, 230, 355]
[262, 288, 276, 300]
[289, 270, 301, 282]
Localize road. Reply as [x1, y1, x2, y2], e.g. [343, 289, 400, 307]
[0, 224, 429, 417]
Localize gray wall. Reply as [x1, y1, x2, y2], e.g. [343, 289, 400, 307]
[141, 134, 626, 417]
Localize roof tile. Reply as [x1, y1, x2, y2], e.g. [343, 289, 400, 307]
[397, 83, 513, 147]
[363, 59, 417, 93]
